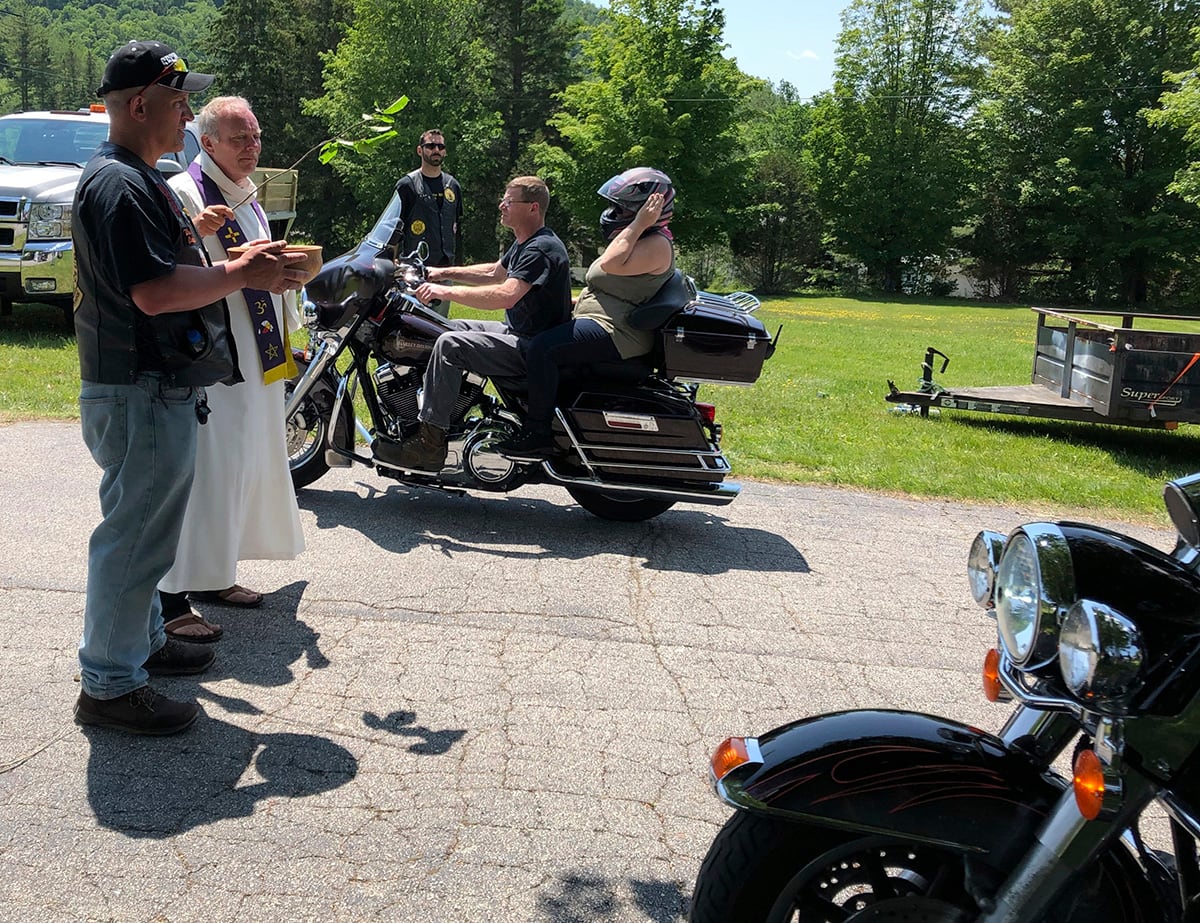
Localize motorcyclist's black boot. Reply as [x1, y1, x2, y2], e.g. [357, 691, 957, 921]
[495, 426, 556, 460]
[377, 422, 448, 471]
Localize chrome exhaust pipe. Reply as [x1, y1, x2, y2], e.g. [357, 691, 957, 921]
[541, 463, 741, 506]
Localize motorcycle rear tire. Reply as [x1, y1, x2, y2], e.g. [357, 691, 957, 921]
[565, 486, 675, 522]
[688, 810, 1145, 923]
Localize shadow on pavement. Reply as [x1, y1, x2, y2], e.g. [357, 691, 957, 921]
[298, 483, 810, 576]
[83, 579, 356, 837]
[536, 870, 687, 922]
[190, 579, 329, 694]
[362, 709, 466, 755]
[81, 718, 358, 837]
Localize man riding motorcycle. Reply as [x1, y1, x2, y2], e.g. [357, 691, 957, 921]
[373, 174, 571, 471]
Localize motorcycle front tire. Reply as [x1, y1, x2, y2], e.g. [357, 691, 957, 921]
[285, 376, 354, 490]
[689, 810, 1147, 923]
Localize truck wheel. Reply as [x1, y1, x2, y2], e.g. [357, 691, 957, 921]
[565, 486, 675, 521]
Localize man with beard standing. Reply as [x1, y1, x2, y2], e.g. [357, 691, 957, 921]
[395, 128, 463, 316]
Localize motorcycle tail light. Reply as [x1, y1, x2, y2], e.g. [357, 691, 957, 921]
[696, 402, 716, 425]
[710, 736, 751, 782]
[1073, 749, 1105, 820]
[982, 648, 1010, 702]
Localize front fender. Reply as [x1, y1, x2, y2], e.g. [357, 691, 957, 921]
[718, 710, 1063, 859]
[290, 347, 340, 410]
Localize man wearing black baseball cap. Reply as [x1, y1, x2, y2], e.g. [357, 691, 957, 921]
[72, 40, 306, 736]
[96, 40, 216, 97]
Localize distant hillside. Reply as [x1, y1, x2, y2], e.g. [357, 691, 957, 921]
[1, 0, 220, 111]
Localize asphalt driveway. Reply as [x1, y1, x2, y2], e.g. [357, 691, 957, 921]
[0, 421, 1174, 922]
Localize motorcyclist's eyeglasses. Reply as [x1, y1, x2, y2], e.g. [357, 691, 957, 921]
[137, 56, 188, 97]
[499, 197, 533, 208]
[422, 142, 446, 150]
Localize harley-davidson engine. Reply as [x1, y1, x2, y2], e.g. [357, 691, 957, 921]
[373, 363, 422, 427]
[373, 362, 489, 432]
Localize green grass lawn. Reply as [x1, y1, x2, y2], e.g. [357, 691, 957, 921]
[6, 295, 1199, 523]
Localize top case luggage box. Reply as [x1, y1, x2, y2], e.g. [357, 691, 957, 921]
[660, 299, 773, 385]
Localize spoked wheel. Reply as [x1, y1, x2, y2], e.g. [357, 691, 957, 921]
[565, 485, 676, 522]
[689, 812, 974, 923]
[285, 377, 353, 490]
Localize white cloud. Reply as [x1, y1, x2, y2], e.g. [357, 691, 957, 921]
[789, 49, 820, 62]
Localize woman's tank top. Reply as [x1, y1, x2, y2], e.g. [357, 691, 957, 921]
[572, 236, 676, 358]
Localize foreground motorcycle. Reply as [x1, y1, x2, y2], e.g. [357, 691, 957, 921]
[284, 191, 777, 521]
[691, 473, 1200, 921]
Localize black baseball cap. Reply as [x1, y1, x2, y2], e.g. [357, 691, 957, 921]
[96, 41, 214, 97]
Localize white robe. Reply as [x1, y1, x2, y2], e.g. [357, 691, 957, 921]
[159, 152, 305, 593]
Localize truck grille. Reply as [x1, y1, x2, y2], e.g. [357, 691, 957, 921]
[0, 229, 12, 246]
[0, 199, 18, 218]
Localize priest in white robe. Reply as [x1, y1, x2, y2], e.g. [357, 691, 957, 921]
[158, 95, 304, 641]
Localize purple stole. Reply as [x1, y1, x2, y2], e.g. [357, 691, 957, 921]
[186, 161, 296, 384]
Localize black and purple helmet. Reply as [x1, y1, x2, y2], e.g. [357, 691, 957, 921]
[597, 167, 675, 238]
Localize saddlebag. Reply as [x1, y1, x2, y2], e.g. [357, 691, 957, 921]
[564, 386, 729, 483]
[660, 298, 774, 385]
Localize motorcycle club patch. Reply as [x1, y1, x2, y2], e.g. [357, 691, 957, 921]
[410, 219, 426, 236]
[444, 188, 456, 203]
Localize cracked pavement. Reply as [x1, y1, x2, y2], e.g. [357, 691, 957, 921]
[0, 421, 1174, 922]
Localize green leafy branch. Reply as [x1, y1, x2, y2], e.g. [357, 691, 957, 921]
[233, 95, 409, 208]
[317, 94, 410, 164]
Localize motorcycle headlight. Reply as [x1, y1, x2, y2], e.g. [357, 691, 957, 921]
[28, 202, 71, 239]
[994, 524, 1073, 667]
[300, 287, 318, 328]
[1059, 600, 1144, 709]
[967, 530, 1006, 608]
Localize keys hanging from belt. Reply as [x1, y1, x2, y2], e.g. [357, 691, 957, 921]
[195, 394, 211, 425]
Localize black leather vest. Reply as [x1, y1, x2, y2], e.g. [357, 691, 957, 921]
[397, 169, 460, 266]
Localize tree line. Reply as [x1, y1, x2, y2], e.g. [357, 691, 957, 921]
[4, 0, 1200, 307]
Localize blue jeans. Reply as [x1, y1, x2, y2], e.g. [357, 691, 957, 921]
[78, 376, 199, 699]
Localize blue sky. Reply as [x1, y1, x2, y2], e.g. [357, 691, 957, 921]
[719, 1, 849, 100]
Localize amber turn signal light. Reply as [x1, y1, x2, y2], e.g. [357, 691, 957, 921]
[710, 736, 751, 782]
[1073, 749, 1105, 821]
[982, 648, 1003, 701]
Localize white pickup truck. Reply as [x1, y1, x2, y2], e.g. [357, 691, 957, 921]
[0, 106, 299, 324]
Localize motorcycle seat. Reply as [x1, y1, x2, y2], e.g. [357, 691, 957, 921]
[569, 355, 656, 386]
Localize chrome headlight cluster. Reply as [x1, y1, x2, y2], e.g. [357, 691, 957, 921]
[967, 524, 1146, 711]
[1058, 600, 1143, 705]
[994, 525, 1073, 667]
[28, 202, 72, 239]
[300, 287, 318, 329]
[967, 530, 1006, 607]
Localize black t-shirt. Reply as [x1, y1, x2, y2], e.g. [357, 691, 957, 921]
[501, 226, 572, 337]
[73, 142, 236, 385]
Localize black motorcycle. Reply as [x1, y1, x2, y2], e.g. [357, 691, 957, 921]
[284, 191, 777, 521]
[690, 473, 1200, 921]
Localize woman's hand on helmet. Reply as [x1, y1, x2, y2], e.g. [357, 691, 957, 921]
[632, 193, 665, 230]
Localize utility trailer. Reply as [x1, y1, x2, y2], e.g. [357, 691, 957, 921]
[886, 307, 1200, 430]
